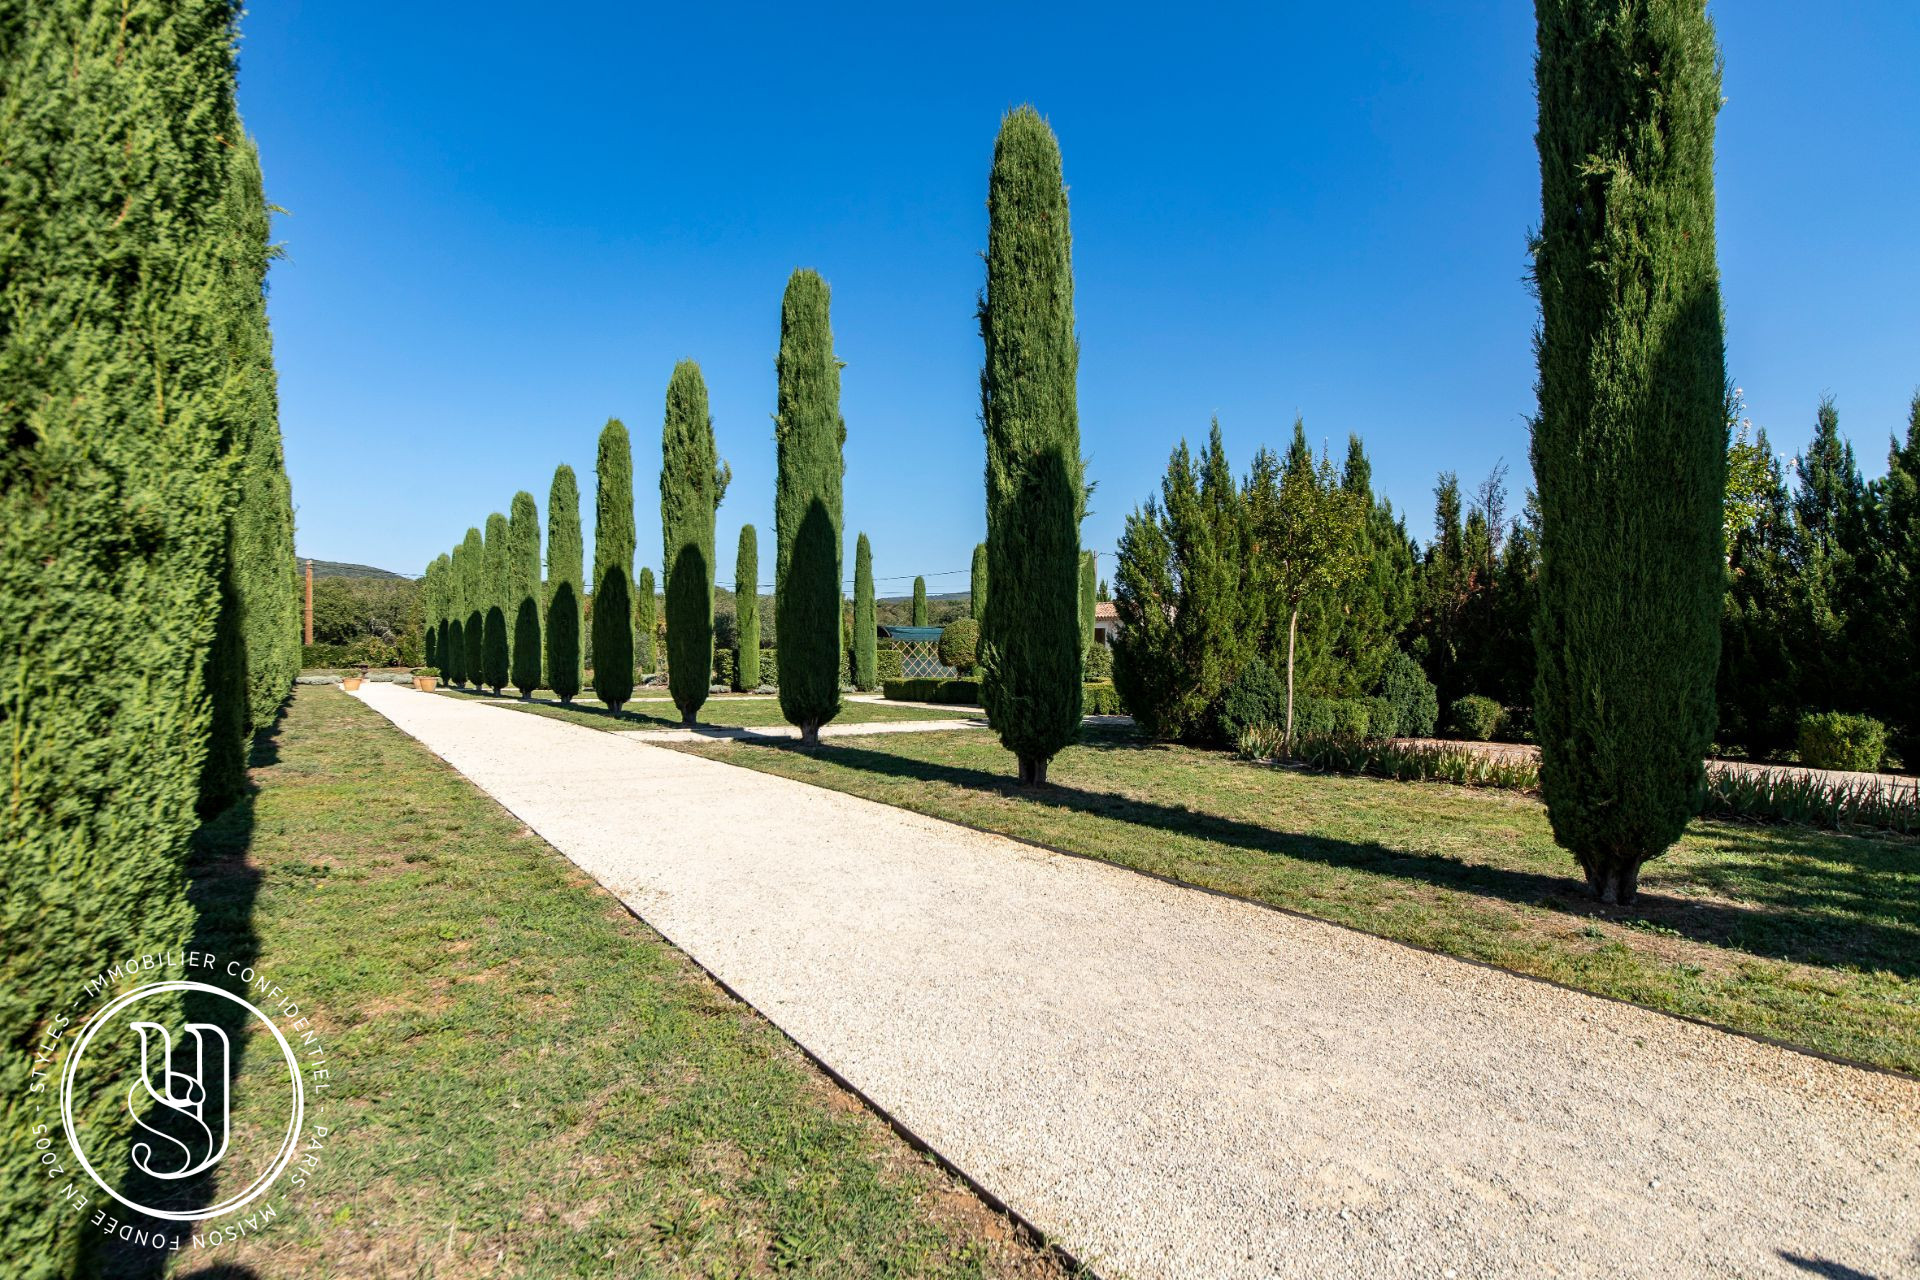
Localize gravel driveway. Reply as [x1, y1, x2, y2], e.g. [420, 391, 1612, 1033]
[354, 682, 1920, 1279]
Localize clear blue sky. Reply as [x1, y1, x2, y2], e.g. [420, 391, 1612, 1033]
[243, 2, 1919, 589]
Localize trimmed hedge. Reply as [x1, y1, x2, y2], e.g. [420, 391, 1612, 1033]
[875, 647, 905, 682]
[884, 678, 982, 705]
[1798, 712, 1888, 773]
[1082, 681, 1123, 715]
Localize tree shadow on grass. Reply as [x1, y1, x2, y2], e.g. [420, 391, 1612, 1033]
[90, 726, 272, 1279]
[766, 733, 1920, 979]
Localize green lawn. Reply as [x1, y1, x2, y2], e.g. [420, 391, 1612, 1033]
[672, 726, 1920, 1076]
[129, 689, 1059, 1278]
[435, 684, 980, 733]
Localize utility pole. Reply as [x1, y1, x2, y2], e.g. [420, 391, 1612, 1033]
[304, 559, 314, 645]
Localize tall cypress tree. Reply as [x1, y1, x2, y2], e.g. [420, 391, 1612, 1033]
[198, 127, 297, 816]
[0, 1, 250, 1264]
[223, 132, 299, 729]
[509, 490, 542, 696]
[1079, 550, 1097, 660]
[912, 576, 928, 625]
[636, 566, 658, 676]
[593, 419, 636, 714]
[735, 525, 761, 690]
[662, 362, 729, 724]
[546, 464, 583, 703]
[423, 557, 441, 670]
[979, 107, 1085, 785]
[447, 541, 469, 686]
[773, 271, 846, 744]
[971, 541, 989, 620]
[462, 525, 486, 689]
[483, 512, 511, 692]
[854, 533, 878, 690]
[1531, 0, 1727, 903]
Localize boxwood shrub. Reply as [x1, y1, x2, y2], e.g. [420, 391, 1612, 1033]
[1082, 681, 1123, 715]
[875, 647, 904, 681]
[1449, 694, 1503, 741]
[1797, 712, 1888, 773]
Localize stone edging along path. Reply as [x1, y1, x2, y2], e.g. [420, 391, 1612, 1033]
[351, 682, 1920, 1280]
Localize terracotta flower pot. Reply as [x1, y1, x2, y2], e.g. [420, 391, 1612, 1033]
[341, 677, 363, 691]
[413, 675, 437, 691]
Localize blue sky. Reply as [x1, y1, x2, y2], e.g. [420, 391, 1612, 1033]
[243, 2, 1920, 589]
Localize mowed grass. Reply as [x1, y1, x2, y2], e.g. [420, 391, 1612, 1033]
[434, 684, 979, 733]
[672, 726, 1920, 1076]
[147, 688, 1060, 1278]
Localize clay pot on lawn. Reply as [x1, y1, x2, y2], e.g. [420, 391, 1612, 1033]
[341, 676, 363, 691]
[412, 675, 437, 691]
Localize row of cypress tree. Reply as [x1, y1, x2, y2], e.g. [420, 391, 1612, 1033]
[1, 2, 298, 1269]
[417, 107, 1090, 784]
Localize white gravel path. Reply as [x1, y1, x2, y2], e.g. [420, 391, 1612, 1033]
[352, 683, 1920, 1280]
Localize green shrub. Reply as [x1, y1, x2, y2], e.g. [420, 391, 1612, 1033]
[1449, 695, 1503, 741]
[1084, 644, 1112, 680]
[1217, 659, 1287, 745]
[1082, 681, 1123, 715]
[939, 618, 980, 673]
[1330, 698, 1371, 740]
[883, 678, 982, 705]
[1364, 696, 1395, 741]
[414, 667, 440, 677]
[875, 647, 904, 682]
[1379, 648, 1438, 738]
[714, 647, 736, 688]
[1797, 712, 1888, 773]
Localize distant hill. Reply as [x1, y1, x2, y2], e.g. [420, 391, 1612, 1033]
[303, 558, 408, 580]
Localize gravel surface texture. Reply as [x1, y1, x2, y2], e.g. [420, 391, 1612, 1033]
[354, 682, 1920, 1279]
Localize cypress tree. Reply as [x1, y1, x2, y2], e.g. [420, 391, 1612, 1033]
[509, 490, 542, 696]
[462, 525, 486, 688]
[483, 512, 511, 692]
[593, 419, 636, 714]
[773, 271, 846, 745]
[854, 533, 878, 690]
[546, 464, 584, 703]
[735, 525, 761, 690]
[199, 129, 296, 816]
[223, 133, 299, 729]
[662, 362, 729, 724]
[911, 576, 929, 625]
[1531, 0, 1727, 903]
[446, 541, 469, 685]
[0, 1, 250, 1264]
[1079, 550, 1097, 660]
[636, 566, 658, 676]
[971, 541, 989, 620]
[979, 107, 1085, 784]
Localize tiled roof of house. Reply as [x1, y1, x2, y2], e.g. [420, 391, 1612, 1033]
[1094, 600, 1119, 621]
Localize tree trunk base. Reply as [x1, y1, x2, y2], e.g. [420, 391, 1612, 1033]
[607, 702, 623, 717]
[1583, 858, 1643, 906]
[1016, 755, 1049, 786]
[799, 723, 820, 749]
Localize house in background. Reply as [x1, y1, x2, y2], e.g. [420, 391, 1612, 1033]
[1093, 601, 1121, 647]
